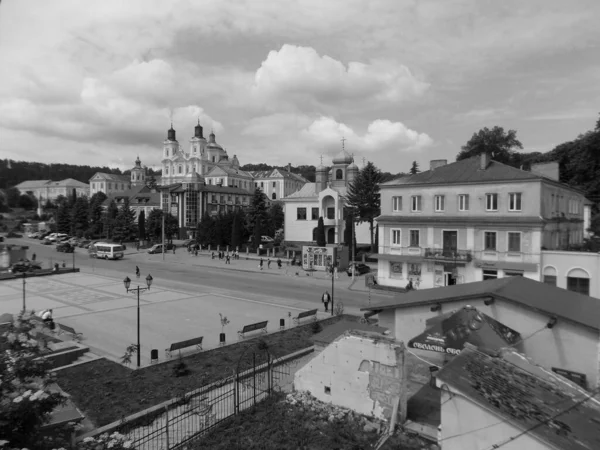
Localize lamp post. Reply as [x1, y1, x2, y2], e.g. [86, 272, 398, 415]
[123, 274, 153, 368]
[21, 273, 27, 312]
[330, 260, 335, 316]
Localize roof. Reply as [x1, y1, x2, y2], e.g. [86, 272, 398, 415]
[46, 178, 89, 188]
[89, 172, 129, 182]
[437, 344, 600, 450]
[284, 182, 318, 199]
[251, 169, 309, 183]
[159, 183, 251, 196]
[15, 180, 52, 189]
[382, 155, 576, 190]
[362, 277, 600, 331]
[206, 166, 253, 178]
[311, 319, 388, 345]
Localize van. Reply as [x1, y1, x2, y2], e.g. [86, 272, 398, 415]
[91, 242, 125, 260]
[147, 244, 164, 254]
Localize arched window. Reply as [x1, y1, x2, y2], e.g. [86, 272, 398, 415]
[312, 228, 318, 241]
[165, 166, 169, 175]
[178, 165, 182, 174]
[272, 193, 277, 200]
[567, 268, 590, 295]
[542, 266, 557, 286]
[336, 169, 343, 180]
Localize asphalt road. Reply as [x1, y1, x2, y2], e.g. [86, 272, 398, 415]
[10, 238, 393, 314]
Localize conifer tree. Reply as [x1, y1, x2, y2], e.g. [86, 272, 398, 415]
[231, 211, 244, 249]
[56, 203, 71, 234]
[316, 217, 326, 247]
[138, 210, 146, 241]
[104, 199, 119, 239]
[409, 161, 420, 175]
[346, 161, 383, 252]
[71, 196, 89, 237]
[113, 198, 136, 242]
[248, 188, 268, 246]
[197, 211, 214, 246]
[88, 192, 107, 237]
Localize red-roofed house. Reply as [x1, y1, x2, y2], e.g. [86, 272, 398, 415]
[375, 154, 592, 293]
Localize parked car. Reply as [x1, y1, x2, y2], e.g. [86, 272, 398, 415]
[346, 263, 371, 276]
[56, 242, 75, 253]
[28, 231, 41, 238]
[182, 239, 197, 247]
[147, 244, 164, 254]
[58, 236, 71, 242]
[38, 231, 51, 240]
[41, 239, 52, 245]
[8, 260, 42, 273]
[68, 237, 80, 245]
[78, 240, 91, 248]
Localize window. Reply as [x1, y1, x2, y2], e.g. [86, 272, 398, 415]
[311, 207, 319, 220]
[483, 270, 497, 280]
[390, 262, 403, 278]
[336, 169, 343, 180]
[178, 165, 182, 174]
[411, 196, 422, 212]
[211, 194, 216, 203]
[484, 232, 497, 251]
[507, 232, 521, 252]
[108, 183, 112, 190]
[434, 195, 445, 212]
[272, 182, 276, 188]
[220, 195, 225, 203]
[227, 195, 232, 202]
[327, 207, 335, 220]
[567, 277, 589, 296]
[543, 275, 557, 286]
[409, 230, 420, 247]
[486, 193, 498, 211]
[392, 196, 402, 212]
[261, 182, 264, 188]
[408, 263, 421, 276]
[458, 194, 469, 211]
[391, 229, 401, 246]
[272, 193, 276, 200]
[504, 270, 523, 277]
[509, 193, 522, 211]
[297, 207, 307, 220]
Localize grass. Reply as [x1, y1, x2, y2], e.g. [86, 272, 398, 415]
[188, 393, 428, 450]
[56, 314, 358, 428]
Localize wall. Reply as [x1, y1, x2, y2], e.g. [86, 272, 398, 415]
[439, 388, 548, 450]
[387, 298, 600, 390]
[542, 250, 600, 298]
[294, 331, 407, 422]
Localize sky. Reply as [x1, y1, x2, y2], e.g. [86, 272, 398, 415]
[1, 0, 599, 174]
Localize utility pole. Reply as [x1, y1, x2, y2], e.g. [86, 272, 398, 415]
[351, 213, 356, 282]
[162, 212, 165, 261]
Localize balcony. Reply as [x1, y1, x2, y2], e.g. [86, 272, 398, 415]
[424, 248, 472, 262]
[472, 250, 538, 264]
[386, 246, 425, 256]
[322, 217, 339, 226]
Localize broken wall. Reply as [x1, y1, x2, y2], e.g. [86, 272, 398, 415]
[294, 330, 407, 422]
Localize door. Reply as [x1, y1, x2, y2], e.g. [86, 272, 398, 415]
[444, 272, 457, 286]
[442, 231, 457, 258]
[327, 228, 335, 244]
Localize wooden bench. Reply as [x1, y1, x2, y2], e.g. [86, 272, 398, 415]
[165, 336, 204, 358]
[57, 323, 83, 342]
[293, 309, 318, 325]
[238, 320, 268, 340]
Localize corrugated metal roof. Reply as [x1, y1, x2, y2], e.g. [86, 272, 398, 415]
[284, 183, 318, 199]
[362, 277, 600, 331]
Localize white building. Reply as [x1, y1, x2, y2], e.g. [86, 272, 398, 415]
[15, 179, 89, 203]
[251, 166, 309, 201]
[281, 149, 370, 246]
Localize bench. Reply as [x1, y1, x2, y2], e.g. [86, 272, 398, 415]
[238, 320, 268, 340]
[165, 336, 204, 358]
[293, 309, 318, 325]
[57, 323, 83, 342]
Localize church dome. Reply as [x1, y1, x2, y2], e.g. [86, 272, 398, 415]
[316, 164, 327, 172]
[332, 149, 353, 165]
[347, 161, 359, 172]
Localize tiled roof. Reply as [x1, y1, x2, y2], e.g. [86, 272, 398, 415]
[89, 172, 129, 182]
[207, 166, 253, 178]
[251, 169, 309, 183]
[15, 180, 52, 189]
[382, 156, 542, 186]
[437, 344, 600, 450]
[362, 277, 600, 331]
[283, 183, 318, 199]
[47, 178, 89, 188]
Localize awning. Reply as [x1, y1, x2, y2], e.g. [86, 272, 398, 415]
[371, 254, 424, 263]
[474, 260, 538, 272]
[407, 306, 521, 355]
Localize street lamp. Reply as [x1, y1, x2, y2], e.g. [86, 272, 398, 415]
[21, 273, 27, 312]
[123, 273, 153, 368]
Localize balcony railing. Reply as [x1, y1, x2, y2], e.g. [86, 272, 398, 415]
[472, 250, 539, 264]
[424, 248, 472, 262]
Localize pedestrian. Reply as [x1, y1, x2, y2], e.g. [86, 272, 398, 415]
[135, 266, 140, 279]
[41, 309, 55, 330]
[136, 242, 140, 251]
[277, 258, 282, 269]
[172, 245, 176, 254]
[235, 250, 239, 260]
[259, 258, 264, 270]
[334, 264, 339, 279]
[406, 279, 414, 291]
[211, 251, 215, 260]
[32, 253, 36, 261]
[226, 254, 231, 264]
[321, 290, 331, 312]
[267, 258, 271, 269]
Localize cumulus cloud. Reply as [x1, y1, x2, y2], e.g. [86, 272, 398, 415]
[252, 45, 429, 108]
[301, 116, 433, 155]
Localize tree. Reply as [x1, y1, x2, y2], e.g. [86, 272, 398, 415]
[343, 213, 357, 255]
[146, 209, 163, 241]
[71, 196, 90, 237]
[43, 199, 54, 210]
[113, 198, 136, 242]
[54, 194, 68, 207]
[456, 126, 523, 164]
[69, 189, 77, 207]
[88, 192, 107, 237]
[316, 217, 326, 247]
[409, 161, 420, 175]
[248, 188, 268, 246]
[138, 209, 146, 241]
[17, 193, 36, 210]
[231, 211, 244, 250]
[267, 202, 284, 236]
[146, 172, 158, 189]
[165, 212, 179, 241]
[345, 161, 383, 252]
[103, 199, 119, 239]
[6, 186, 20, 207]
[197, 211, 215, 246]
[56, 203, 71, 234]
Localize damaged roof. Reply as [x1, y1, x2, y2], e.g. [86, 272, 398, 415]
[437, 344, 600, 450]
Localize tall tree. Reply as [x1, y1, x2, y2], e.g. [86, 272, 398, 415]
[113, 198, 136, 242]
[345, 161, 383, 252]
[71, 196, 89, 237]
[343, 212, 356, 251]
[231, 211, 244, 250]
[409, 161, 420, 175]
[17, 193, 36, 210]
[165, 212, 179, 241]
[456, 126, 523, 164]
[197, 211, 215, 246]
[138, 210, 146, 241]
[316, 217, 326, 247]
[248, 188, 268, 246]
[146, 173, 158, 189]
[6, 187, 19, 207]
[146, 209, 163, 242]
[88, 192, 106, 238]
[267, 201, 285, 236]
[104, 199, 119, 239]
[56, 203, 71, 234]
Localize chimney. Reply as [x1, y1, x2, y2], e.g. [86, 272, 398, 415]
[430, 159, 447, 171]
[479, 152, 490, 170]
[530, 162, 559, 181]
[288, 163, 292, 172]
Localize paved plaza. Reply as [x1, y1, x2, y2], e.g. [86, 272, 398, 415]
[0, 272, 332, 366]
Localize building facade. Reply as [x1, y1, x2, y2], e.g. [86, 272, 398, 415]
[281, 149, 370, 246]
[376, 154, 590, 290]
[89, 173, 130, 197]
[15, 179, 89, 203]
[251, 166, 309, 201]
[204, 165, 254, 192]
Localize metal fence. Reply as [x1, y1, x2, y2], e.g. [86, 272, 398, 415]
[79, 347, 311, 450]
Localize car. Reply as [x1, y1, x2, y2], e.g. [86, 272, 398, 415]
[68, 237, 80, 245]
[41, 239, 52, 245]
[56, 242, 75, 253]
[182, 239, 197, 247]
[8, 260, 42, 273]
[346, 263, 371, 276]
[38, 231, 51, 240]
[58, 236, 71, 242]
[28, 232, 40, 238]
[147, 244, 164, 254]
[79, 240, 91, 248]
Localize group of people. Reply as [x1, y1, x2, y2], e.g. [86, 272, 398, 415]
[257, 258, 283, 270]
[211, 250, 240, 262]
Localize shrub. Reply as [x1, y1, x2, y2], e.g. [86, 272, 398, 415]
[172, 354, 190, 377]
[311, 321, 323, 334]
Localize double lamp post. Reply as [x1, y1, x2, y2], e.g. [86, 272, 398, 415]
[123, 274, 153, 368]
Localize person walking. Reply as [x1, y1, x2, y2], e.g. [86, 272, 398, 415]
[259, 258, 264, 270]
[321, 290, 331, 312]
[226, 254, 231, 264]
[32, 253, 36, 261]
[135, 266, 140, 279]
[267, 258, 271, 269]
[172, 245, 176, 254]
[211, 251, 215, 260]
[277, 258, 282, 269]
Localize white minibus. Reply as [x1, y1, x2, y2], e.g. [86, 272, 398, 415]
[93, 242, 125, 260]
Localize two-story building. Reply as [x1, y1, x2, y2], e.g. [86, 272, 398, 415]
[281, 149, 370, 247]
[204, 165, 254, 192]
[89, 173, 130, 197]
[15, 179, 89, 203]
[376, 154, 590, 290]
[251, 165, 309, 201]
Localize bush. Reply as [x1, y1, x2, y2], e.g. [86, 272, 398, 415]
[311, 321, 323, 334]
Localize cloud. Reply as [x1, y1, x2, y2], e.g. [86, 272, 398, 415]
[252, 45, 429, 109]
